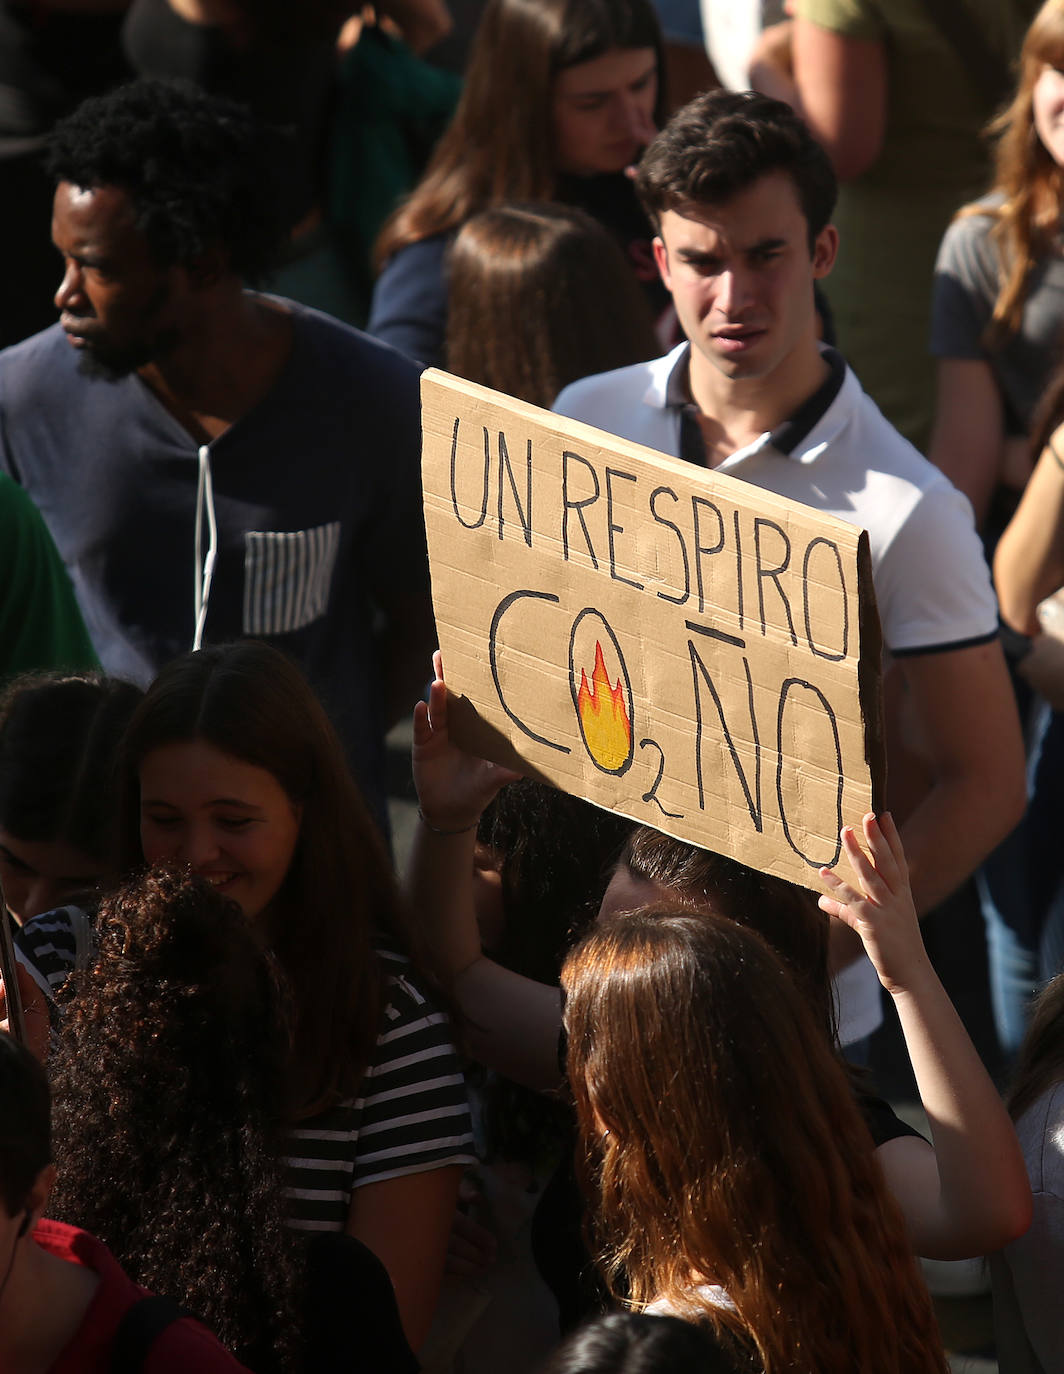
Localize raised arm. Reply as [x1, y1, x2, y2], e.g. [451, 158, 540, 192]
[748, 18, 887, 180]
[994, 425, 1064, 634]
[347, 1161, 464, 1350]
[928, 358, 1007, 531]
[406, 654, 564, 1091]
[820, 812, 1032, 1258]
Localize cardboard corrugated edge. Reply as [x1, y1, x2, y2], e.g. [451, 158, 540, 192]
[421, 368, 887, 887]
[856, 529, 887, 815]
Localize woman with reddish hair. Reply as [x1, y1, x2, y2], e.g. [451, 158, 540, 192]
[561, 906, 948, 1373]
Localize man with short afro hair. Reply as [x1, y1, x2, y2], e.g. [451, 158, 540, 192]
[46, 77, 287, 289]
[0, 79, 433, 831]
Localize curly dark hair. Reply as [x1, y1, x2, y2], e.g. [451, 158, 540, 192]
[47, 868, 302, 1368]
[479, 779, 633, 985]
[47, 79, 288, 284]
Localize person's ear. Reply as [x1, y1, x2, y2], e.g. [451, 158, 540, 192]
[811, 223, 839, 279]
[652, 235, 671, 290]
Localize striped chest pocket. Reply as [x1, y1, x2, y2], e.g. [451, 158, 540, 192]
[243, 523, 342, 636]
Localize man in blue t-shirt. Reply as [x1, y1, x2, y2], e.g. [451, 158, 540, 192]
[0, 80, 433, 829]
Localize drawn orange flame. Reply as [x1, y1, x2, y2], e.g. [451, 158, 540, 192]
[577, 641, 631, 771]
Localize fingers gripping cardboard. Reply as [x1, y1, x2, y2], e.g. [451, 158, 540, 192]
[421, 370, 885, 890]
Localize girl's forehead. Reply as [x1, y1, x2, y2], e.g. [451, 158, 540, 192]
[138, 738, 286, 804]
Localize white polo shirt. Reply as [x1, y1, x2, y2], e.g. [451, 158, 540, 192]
[555, 344, 999, 658]
[556, 345, 1000, 1046]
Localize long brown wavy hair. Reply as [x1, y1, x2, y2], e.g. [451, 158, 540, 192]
[562, 910, 948, 1374]
[374, 0, 665, 265]
[48, 868, 301, 1368]
[446, 203, 660, 409]
[116, 642, 403, 1116]
[957, 0, 1064, 344]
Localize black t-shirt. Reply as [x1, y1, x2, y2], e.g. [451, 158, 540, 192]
[856, 1086, 926, 1148]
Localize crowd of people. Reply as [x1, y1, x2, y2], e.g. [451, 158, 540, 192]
[3, 0, 1064, 1370]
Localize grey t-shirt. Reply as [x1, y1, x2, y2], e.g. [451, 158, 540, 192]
[990, 1081, 1064, 1374]
[930, 197, 1064, 435]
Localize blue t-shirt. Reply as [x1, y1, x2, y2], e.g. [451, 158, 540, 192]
[0, 301, 428, 824]
[368, 171, 669, 368]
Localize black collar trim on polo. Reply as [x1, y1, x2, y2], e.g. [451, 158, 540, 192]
[665, 345, 847, 467]
[664, 348, 711, 468]
[770, 346, 846, 456]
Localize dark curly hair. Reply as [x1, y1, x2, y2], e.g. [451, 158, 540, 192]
[47, 868, 302, 1368]
[47, 79, 288, 284]
[479, 780, 633, 985]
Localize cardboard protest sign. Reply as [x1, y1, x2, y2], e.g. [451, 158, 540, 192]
[421, 370, 885, 890]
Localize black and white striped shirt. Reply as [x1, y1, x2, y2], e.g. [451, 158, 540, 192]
[15, 905, 90, 998]
[16, 912, 476, 1230]
[285, 944, 475, 1231]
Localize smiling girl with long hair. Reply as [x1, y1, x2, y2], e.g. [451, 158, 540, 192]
[12, 640, 475, 1356]
[931, 0, 1064, 528]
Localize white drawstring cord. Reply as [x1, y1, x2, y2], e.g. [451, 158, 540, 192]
[193, 443, 218, 651]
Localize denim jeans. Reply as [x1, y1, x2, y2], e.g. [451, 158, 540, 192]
[979, 698, 1064, 1057]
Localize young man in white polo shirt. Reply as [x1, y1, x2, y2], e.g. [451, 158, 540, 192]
[556, 89, 1025, 1045]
